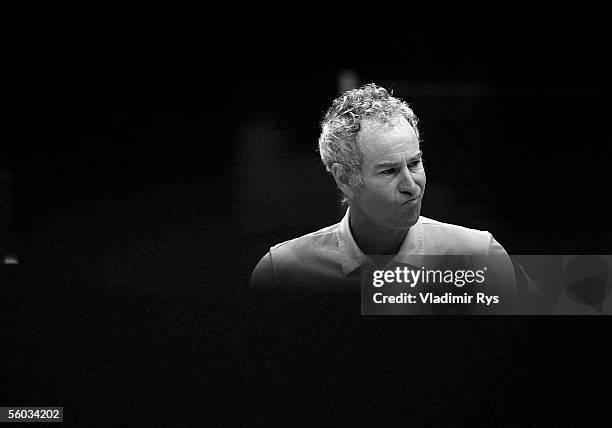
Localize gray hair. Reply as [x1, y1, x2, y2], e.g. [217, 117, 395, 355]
[318, 83, 420, 203]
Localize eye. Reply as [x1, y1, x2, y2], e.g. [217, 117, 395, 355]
[380, 168, 396, 175]
[408, 160, 422, 169]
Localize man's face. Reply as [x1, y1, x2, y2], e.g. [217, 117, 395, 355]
[350, 116, 426, 230]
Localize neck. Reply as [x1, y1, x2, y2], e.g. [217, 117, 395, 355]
[348, 207, 409, 256]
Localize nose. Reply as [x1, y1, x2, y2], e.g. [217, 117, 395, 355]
[399, 166, 420, 198]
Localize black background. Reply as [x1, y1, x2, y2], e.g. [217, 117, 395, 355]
[2, 17, 610, 424]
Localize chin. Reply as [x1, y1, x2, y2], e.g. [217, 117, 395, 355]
[400, 212, 420, 229]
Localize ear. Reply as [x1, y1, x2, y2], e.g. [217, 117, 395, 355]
[331, 163, 356, 199]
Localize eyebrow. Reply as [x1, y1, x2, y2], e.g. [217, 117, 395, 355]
[375, 151, 423, 168]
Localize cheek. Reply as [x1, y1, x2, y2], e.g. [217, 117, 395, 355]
[362, 183, 399, 205]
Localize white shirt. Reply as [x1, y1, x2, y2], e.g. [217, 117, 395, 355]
[250, 208, 517, 300]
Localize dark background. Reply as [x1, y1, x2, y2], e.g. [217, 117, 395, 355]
[2, 21, 610, 423]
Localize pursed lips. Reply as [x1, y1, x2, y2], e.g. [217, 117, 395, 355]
[401, 196, 421, 205]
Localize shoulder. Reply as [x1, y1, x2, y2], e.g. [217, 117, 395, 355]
[418, 216, 518, 299]
[270, 223, 340, 258]
[419, 216, 496, 255]
[249, 222, 342, 289]
[419, 215, 491, 236]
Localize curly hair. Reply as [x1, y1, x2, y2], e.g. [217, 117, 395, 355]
[318, 83, 420, 204]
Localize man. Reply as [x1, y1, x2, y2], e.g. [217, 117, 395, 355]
[248, 83, 533, 313]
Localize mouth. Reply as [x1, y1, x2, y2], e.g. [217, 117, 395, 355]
[402, 196, 420, 205]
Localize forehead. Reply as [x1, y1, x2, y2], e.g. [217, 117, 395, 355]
[357, 116, 420, 166]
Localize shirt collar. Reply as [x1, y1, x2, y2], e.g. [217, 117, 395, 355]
[337, 207, 425, 276]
